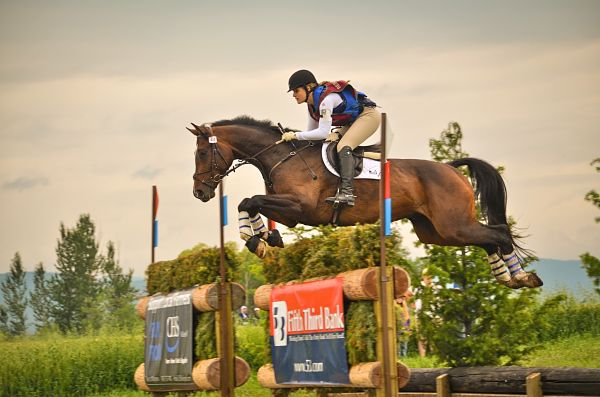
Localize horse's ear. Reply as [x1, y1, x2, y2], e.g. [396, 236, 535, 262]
[188, 123, 212, 137]
[187, 125, 199, 136]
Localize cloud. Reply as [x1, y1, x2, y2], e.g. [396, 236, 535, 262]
[2, 176, 49, 192]
[133, 166, 162, 180]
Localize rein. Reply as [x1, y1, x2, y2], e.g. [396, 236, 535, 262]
[192, 124, 316, 192]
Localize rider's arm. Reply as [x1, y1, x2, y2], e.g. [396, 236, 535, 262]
[296, 94, 342, 140]
[306, 116, 318, 131]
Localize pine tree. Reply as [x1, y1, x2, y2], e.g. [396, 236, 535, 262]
[48, 214, 102, 333]
[29, 262, 52, 332]
[415, 122, 540, 366]
[0, 252, 28, 336]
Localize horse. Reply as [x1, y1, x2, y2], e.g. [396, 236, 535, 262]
[188, 116, 542, 289]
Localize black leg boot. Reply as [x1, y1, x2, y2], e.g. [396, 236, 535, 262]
[326, 146, 356, 206]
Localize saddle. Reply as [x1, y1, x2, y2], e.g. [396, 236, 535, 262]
[325, 141, 382, 177]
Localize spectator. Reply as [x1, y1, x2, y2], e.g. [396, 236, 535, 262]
[238, 305, 250, 323]
[253, 307, 261, 323]
[415, 268, 434, 357]
[395, 287, 413, 357]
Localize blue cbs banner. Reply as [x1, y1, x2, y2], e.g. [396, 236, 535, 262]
[144, 289, 196, 390]
[270, 278, 350, 385]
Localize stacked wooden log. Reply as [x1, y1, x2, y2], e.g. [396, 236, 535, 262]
[254, 266, 411, 310]
[257, 361, 411, 389]
[134, 359, 251, 392]
[135, 282, 246, 319]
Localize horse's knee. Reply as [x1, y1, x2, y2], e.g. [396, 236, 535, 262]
[238, 198, 251, 212]
[238, 197, 260, 216]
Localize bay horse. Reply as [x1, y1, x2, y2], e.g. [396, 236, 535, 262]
[188, 116, 542, 289]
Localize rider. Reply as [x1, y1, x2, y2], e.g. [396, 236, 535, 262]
[282, 69, 380, 206]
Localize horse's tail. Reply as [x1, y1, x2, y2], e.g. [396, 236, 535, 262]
[448, 158, 507, 225]
[448, 157, 533, 258]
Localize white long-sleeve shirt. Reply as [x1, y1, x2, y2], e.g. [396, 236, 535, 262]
[295, 93, 343, 140]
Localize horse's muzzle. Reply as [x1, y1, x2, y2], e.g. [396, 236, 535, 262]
[193, 186, 215, 202]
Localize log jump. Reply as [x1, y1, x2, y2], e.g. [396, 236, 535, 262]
[254, 265, 412, 391]
[400, 366, 600, 396]
[134, 282, 250, 393]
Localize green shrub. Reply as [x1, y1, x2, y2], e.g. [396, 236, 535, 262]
[236, 324, 268, 370]
[534, 292, 600, 342]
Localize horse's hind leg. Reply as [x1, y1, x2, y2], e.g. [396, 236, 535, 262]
[482, 225, 543, 288]
[412, 213, 542, 289]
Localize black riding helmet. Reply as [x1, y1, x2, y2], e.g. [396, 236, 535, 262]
[288, 69, 317, 92]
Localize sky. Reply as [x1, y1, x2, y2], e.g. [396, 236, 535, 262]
[1, 0, 599, 276]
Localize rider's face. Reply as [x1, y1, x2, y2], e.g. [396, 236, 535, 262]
[292, 87, 308, 104]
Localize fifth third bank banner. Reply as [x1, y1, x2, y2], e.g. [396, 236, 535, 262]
[270, 278, 350, 385]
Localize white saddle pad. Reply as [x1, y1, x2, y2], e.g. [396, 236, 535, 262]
[321, 142, 381, 180]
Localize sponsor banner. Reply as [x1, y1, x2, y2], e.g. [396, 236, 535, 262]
[270, 278, 350, 385]
[144, 288, 196, 390]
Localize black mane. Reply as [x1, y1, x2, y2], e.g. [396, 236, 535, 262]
[211, 115, 283, 134]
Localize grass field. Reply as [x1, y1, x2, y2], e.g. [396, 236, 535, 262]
[521, 333, 600, 367]
[84, 334, 599, 397]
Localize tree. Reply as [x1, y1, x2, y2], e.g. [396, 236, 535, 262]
[96, 241, 138, 330]
[584, 158, 600, 222]
[47, 214, 102, 333]
[415, 122, 541, 366]
[0, 252, 28, 336]
[29, 262, 52, 332]
[0, 305, 7, 335]
[580, 158, 599, 294]
[233, 245, 266, 309]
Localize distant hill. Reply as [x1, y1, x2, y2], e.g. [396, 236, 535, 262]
[0, 272, 146, 333]
[0, 272, 146, 305]
[0, 258, 595, 333]
[528, 258, 595, 297]
[1, 258, 595, 302]
[0, 259, 595, 303]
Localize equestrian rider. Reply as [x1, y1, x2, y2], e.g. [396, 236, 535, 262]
[282, 69, 380, 207]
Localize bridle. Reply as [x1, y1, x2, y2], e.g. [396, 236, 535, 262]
[191, 123, 313, 194]
[192, 132, 230, 189]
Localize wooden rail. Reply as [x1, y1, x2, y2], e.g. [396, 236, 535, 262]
[400, 367, 600, 396]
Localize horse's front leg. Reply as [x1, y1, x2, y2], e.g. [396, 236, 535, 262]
[237, 194, 302, 258]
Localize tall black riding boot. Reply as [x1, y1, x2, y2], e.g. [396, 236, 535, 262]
[326, 146, 356, 206]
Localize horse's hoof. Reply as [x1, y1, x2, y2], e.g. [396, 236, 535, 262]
[520, 272, 543, 288]
[505, 272, 544, 289]
[266, 229, 284, 248]
[254, 240, 267, 258]
[245, 235, 267, 258]
[499, 279, 522, 289]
